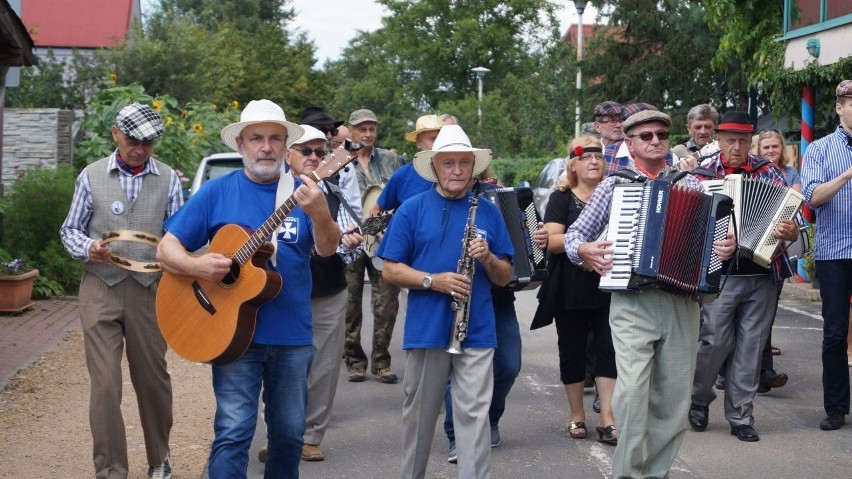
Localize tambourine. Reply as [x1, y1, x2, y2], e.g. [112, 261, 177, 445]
[100, 230, 162, 273]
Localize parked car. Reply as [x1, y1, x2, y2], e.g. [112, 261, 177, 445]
[531, 157, 566, 218]
[189, 152, 244, 197]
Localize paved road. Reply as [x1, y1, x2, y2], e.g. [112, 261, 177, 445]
[223, 284, 852, 478]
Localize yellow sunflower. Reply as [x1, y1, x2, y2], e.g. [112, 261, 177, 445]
[152, 100, 163, 111]
[193, 123, 203, 133]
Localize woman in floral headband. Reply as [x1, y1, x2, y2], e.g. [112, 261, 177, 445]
[532, 134, 618, 445]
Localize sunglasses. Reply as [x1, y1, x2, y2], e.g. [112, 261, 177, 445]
[125, 137, 156, 147]
[290, 147, 329, 158]
[316, 126, 339, 137]
[597, 116, 623, 125]
[628, 130, 670, 142]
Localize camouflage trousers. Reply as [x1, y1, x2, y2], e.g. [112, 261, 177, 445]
[344, 251, 400, 372]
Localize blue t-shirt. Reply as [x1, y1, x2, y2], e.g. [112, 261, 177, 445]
[379, 189, 514, 349]
[781, 165, 801, 189]
[163, 170, 315, 346]
[376, 162, 434, 211]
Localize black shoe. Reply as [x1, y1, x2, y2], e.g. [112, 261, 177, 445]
[592, 394, 601, 414]
[730, 424, 760, 442]
[688, 403, 709, 432]
[758, 369, 788, 394]
[714, 374, 726, 390]
[820, 409, 846, 431]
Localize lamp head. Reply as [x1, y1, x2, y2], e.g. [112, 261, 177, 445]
[806, 38, 820, 58]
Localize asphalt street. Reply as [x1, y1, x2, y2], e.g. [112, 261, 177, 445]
[221, 283, 852, 478]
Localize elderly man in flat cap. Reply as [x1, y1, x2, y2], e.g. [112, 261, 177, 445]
[564, 108, 736, 478]
[802, 79, 852, 432]
[60, 102, 181, 479]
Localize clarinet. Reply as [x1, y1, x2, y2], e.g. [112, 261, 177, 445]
[447, 195, 479, 355]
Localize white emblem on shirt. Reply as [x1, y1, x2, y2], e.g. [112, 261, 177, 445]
[277, 217, 299, 243]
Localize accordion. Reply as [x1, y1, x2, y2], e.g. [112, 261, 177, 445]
[479, 187, 548, 290]
[599, 179, 733, 300]
[702, 174, 804, 268]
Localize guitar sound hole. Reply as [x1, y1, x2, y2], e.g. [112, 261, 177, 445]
[222, 261, 241, 285]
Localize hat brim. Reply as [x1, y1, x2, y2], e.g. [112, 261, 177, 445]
[412, 148, 493, 182]
[221, 121, 304, 152]
[404, 127, 442, 143]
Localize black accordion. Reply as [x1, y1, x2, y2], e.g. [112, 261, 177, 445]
[702, 174, 804, 268]
[599, 179, 733, 300]
[479, 187, 547, 290]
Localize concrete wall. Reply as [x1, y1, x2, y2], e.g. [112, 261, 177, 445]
[2, 108, 74, 194]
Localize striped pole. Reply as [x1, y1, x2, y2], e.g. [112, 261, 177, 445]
[797, 84, 815, 282]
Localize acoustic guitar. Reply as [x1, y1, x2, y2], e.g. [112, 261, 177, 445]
[156, 154, 356, 365]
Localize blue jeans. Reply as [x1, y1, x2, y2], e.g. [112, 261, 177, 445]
[444, 299, 522, 441]
[208, 344, 313, 479]
[816, 259, 852, 415]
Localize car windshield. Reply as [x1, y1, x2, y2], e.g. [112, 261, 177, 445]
[207, 160, 243, 182]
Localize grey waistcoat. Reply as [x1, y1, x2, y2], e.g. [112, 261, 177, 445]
[84, 157, 172, 287]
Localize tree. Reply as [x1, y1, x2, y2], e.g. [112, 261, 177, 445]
[583, 1, 727, 130]
[327, 0, 563, 156]
[5, 49, 109, 109]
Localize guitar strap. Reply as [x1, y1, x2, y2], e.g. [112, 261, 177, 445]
[327, 182, 363, 227]
[270, 172, 295, 267]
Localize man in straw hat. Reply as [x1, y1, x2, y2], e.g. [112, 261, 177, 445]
[801, 79, 852, 431]
[371, 114, 444, 214]
[564, 108, 736, 477]
[688, 111, 799, 443]
[157, 99, 340, 477]
[343, 108, 405, 383]
[379, 124, 514, 478]
[60, 101, 180, 479]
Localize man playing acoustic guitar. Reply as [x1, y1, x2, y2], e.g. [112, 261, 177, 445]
[156, 99, 340, 477]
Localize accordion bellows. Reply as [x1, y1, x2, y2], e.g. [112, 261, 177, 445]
[702, 174, 804, 268]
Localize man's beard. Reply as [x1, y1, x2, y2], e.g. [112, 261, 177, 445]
[244, 157, 282, 182]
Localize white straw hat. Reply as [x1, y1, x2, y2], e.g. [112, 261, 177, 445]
[220, 99, 304, 151]
[412, 125, 492, 182]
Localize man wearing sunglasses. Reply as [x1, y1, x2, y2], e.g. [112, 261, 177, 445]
[301, 107, 363, 221]
[689, 111, 799, 443]
[564, 109, 737, 478]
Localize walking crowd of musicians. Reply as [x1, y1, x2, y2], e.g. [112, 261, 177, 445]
[58, 78, 852, 479]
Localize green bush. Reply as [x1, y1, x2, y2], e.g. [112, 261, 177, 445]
[0, 164, 81, 295]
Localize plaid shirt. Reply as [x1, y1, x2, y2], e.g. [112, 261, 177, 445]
[697, 151, 792, 282]
[563, 162, 702, 265]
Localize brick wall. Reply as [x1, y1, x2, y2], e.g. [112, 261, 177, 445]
[2, 108, 74, 194]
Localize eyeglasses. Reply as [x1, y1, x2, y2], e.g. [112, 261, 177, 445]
[597, 116, 623, 125]
[579, 153, 604, 162]
[124, 137, 156, 147]
[315, 126, 339, 137]
[628, 130, 670, 142]
[290, 147, 329, 158]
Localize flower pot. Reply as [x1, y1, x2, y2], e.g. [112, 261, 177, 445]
[0, 269, 38, 313]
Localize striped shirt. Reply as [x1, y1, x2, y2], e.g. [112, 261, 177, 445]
[801, 125, 852, 260]
[60, 150, 183, 261]
[564, 162, 702, 265]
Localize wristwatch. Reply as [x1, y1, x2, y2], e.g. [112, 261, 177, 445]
[421, 274, 433, 290]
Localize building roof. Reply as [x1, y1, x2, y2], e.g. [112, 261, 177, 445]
[0, 0, 36, 66]
[21, 0, 138, 49]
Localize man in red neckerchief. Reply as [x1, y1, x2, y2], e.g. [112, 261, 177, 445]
[689, 111, 800, 442]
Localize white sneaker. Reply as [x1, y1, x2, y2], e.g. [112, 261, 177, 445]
[148, 453, 172, 479]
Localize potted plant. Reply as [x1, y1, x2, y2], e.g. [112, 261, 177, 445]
[0, 255, 39, 313]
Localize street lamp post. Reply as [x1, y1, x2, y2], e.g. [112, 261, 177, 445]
[472, 66, 490, 129]
[573, 0, 588, 139]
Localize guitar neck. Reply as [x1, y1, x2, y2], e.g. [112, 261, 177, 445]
[232, 172, 322, 266]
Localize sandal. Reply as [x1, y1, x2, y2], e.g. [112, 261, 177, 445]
[596, 425, 617, 445]
[568, 421, 587, 439]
